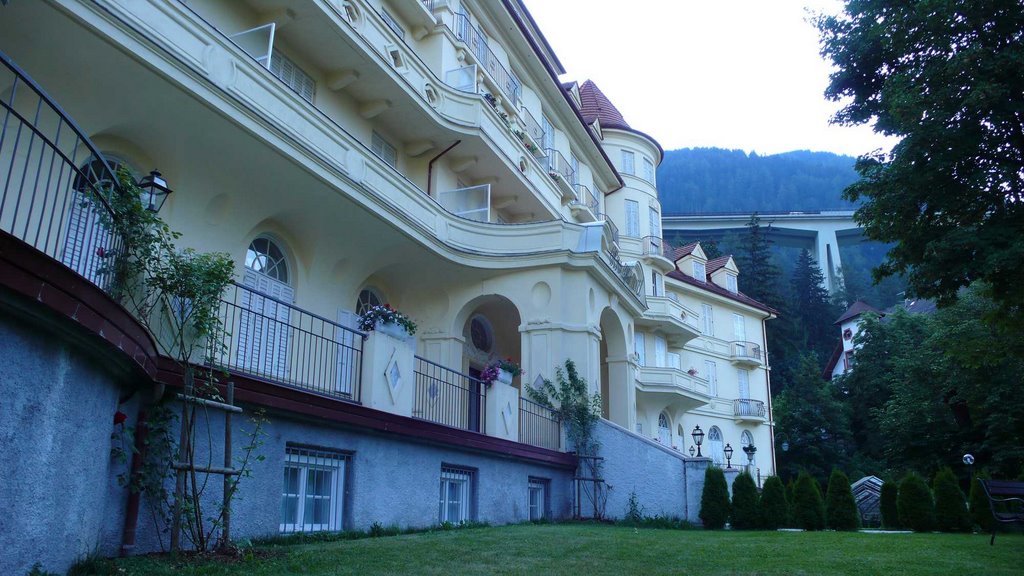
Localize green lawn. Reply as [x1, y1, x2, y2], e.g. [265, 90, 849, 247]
[110, 524, 1021, 576]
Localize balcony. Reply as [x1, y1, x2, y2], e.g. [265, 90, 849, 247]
[637, 366, 712, 411]
[450, 11, 521, 108]
[211, 282, 366, 402]
[641, 236, 676, 271]
[544, 148, 578, 203]
[733, 399, 767, 423]
[730, 341, 764, 366]
[519, 397, 561, 451]
[569, 183, 600, 222]
[637, 296, 702, 346]
[413, 356, 485, 432]
[605, 254, 646, 306]
[519, 106, 545, 148]
[438, 184, 491, 222]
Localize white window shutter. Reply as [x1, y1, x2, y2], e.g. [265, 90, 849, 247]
[336, 310, 360, 395]
[738, 369, 750, 399]
[654, 335, 667, 368]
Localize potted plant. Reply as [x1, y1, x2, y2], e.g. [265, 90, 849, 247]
[497, 358, 522, 384]
[687, 367, 698, 376]
[358, 303, 417, 339]
[479, 363, 500, 387]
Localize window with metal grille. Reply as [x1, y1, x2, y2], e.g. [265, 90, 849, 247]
[371, 132, 398, 168]
[528, 479, 548, 521]
[270, 50, 316, 104]
[280, 446, 347, 533]
[439, 467, 473, 524]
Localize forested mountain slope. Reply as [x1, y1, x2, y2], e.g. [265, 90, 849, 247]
[656, 148, 859, 214]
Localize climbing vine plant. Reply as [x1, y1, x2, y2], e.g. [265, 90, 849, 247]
[99, 167, 266, 552]
[527, 359, 606, 518]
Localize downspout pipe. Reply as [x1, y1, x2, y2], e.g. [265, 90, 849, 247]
[426, 140, 461, 197]
[120, 406, 149, 556]
[762, 316, 777, 481]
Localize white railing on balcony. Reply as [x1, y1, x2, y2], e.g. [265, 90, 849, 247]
[733, 399, 766, 419]
[438, 184, 491, 222]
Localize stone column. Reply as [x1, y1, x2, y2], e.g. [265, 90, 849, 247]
[605, 356, 636, 431]
[484, 380, 519, 442]
[361, 330, 415, 417]
[683, 457, 711, 523]
[723, 467, 740, 498]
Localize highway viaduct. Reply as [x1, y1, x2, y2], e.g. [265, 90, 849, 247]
[661, 210, 861, 292]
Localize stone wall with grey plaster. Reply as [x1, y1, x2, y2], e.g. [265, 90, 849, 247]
[0, 311, 130, 576]
[593, 420, 705, 522]
[125, 407, 575, 553]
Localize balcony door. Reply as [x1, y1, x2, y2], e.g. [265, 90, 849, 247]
[733, 314, 747, 356]
[237, 237, 292, 381]
[62, 156, 124, 289]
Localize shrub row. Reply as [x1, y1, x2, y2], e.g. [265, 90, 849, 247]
[697, 465, 985, 532]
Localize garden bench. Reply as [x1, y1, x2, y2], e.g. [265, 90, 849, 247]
[980, 479, 1024, 545]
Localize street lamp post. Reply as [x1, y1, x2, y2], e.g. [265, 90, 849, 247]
[691, 425, 704, 458]
[724, 443, 734, 469]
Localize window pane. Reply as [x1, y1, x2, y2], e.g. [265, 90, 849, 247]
[281, 495, 299, 525]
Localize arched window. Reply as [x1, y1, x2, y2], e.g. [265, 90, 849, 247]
[238, 236, 293, 380]
[246, 236, 289, 284]
[62, 155, 131, 287]
[469, 314, 494, 353]
[658, 412, 671, 445]
[356, 288, 384, 316]
[708, 426, 724, 466]
[740, 430, 755, 474]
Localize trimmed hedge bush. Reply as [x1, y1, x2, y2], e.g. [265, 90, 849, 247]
[880, 480, 900, 529]
[699, 466, 730, 529]
[759, 476, 789, 530]
[730, 472, 759, 529]
[932, 467, 971, 532]
[898, 472, 935, 532]
[825, 469, 860, 531]
[792, 471, 826, 530]
[968, 472, 992, 532]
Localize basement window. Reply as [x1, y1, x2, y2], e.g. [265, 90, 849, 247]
[280, 446, 347, 533]
[440, 467, 474, 524]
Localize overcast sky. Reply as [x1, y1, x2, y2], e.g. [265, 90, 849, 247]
[522, 0, 899, 157]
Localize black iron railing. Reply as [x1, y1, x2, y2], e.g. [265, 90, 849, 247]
[520, 106, 544, 144]
[0, 50, 127, 293]
[519, 397, 560, 450]
[570, 183, 598, 213]
[642, 236, 676, 259]
[211, 281, 365, 402]
[605, 255, 645, 304]
[733, 398, 766, 418]
[731, 341, 763, 363]
[413, 356, 486, 432]
[450, 12, 521, 107]
[544, 148, 575, 184]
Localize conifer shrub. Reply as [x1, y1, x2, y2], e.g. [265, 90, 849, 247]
[730, 472, 759, 529]
[897, 472, 935, 532]
[968, 472, 992, 532]
[825, 469, 860, 531]
[792, 471, 826, 530]
[880, 480, 900, 529]
[785, 479, 796, 525]
[932, 467, 971, 532]
[758, 476, 789, 530]
[699, 466, 730, 529]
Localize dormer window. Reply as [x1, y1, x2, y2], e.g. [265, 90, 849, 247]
[693, 261, 706, 282]
[726, 274, 738, 293]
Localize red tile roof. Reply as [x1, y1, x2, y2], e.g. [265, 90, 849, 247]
[579, 80, 630, 129]
[671, 241, 700, 261]
[666, 269, 777, 315]
[706, 256, 731, 275]
[833, 300, 883, 325]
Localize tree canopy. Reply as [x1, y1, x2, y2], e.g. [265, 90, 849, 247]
[818, 0, 1024, 328]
